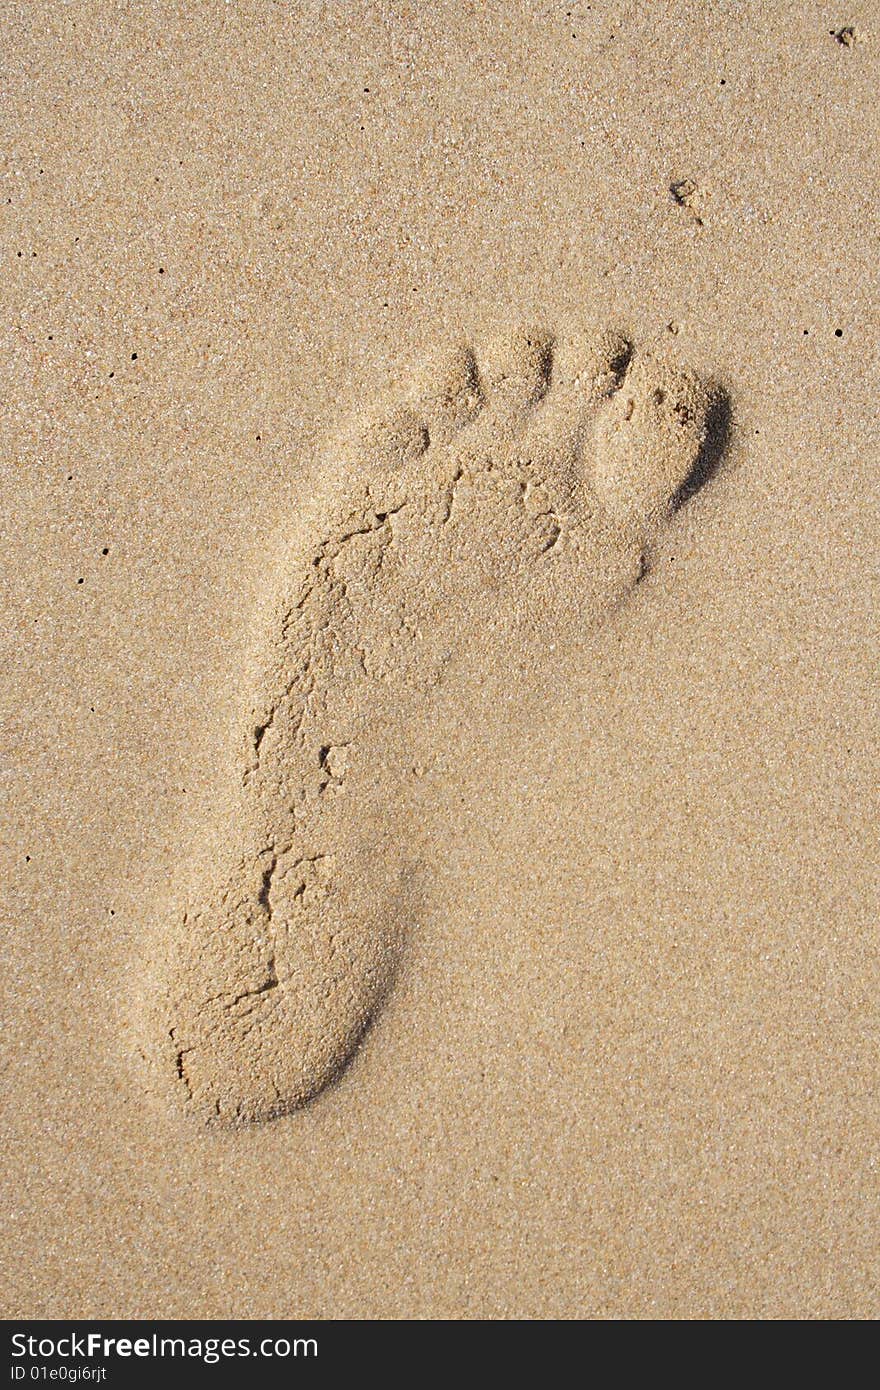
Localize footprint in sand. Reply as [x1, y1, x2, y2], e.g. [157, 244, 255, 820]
[141, 324, 729, 1123]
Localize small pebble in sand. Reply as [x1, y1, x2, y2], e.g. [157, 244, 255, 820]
[670, 178, 706, 226]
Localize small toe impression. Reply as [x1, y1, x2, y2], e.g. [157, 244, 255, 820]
[414, 341, 483, 441]
[482, 327, 555, 410]
[552, 328, 634, 404]
[359, 404, 430, 471]
[591, 355, 725, 531]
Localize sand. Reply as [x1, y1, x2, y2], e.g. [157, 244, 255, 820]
[1, 1, 877, 1319]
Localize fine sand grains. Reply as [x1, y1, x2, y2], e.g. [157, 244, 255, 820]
[3, 0, 877, 1321]
[140, 326, 729, 1123]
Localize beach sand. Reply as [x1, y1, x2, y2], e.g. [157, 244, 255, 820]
[1, 1, 877, 1318]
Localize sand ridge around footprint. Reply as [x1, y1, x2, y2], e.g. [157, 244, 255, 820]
[138, 323, 729, 1124]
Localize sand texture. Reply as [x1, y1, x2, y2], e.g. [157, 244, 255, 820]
[1, 2, 878, 1319]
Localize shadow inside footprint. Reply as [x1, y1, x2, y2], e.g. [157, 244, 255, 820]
[672, 385, 732, 510]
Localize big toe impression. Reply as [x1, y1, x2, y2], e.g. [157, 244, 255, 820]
[592, 355, 722, 532]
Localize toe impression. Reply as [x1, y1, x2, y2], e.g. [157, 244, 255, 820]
[591, 356, 724, 534]
[413, 341, 483, 441]
[482, 327, 555, 411]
